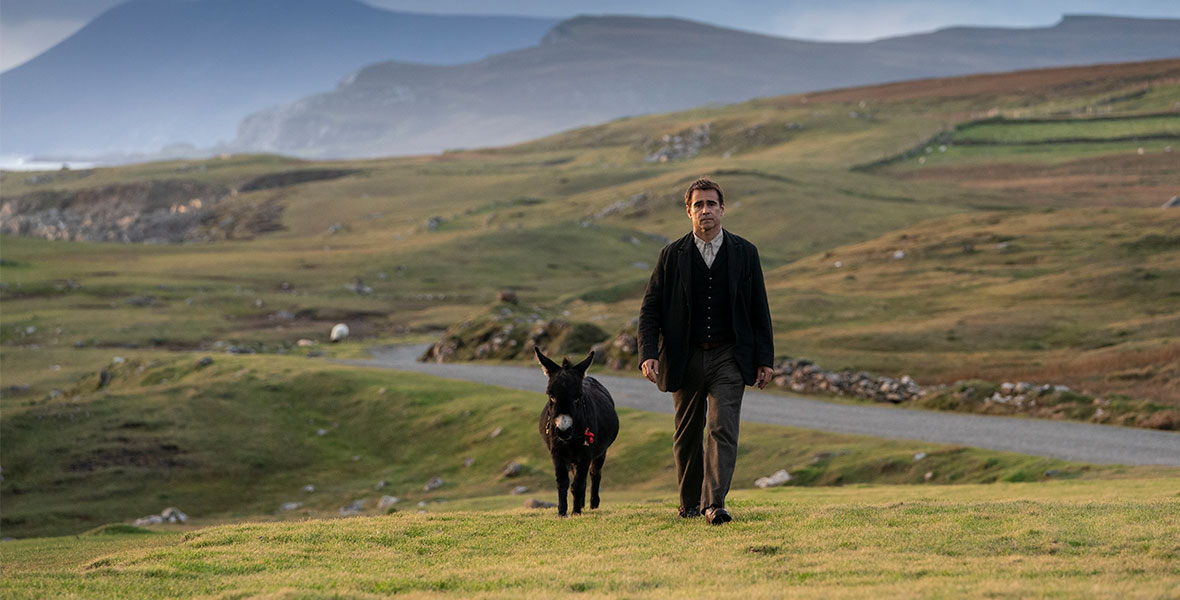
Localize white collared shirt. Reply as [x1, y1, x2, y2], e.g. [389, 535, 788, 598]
[693, 228, 723, 269]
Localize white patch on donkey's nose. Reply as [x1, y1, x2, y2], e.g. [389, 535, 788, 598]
[555, 414, 573, 431]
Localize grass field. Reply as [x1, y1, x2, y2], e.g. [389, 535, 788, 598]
[2, 479, 1178, 598]
[952, 115, 1180, 144]
[3, 60, 1180, 564]
[10, 355, 1163, 540]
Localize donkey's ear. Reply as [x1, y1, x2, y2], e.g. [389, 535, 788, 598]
[573, 351, 594, 375]
[535, 346, 561, 377]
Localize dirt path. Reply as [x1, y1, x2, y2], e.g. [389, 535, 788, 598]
[342, 345, 1180, 467]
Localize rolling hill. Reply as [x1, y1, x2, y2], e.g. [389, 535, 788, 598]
[234, 14, 1180, 157]
[2, 59, 1178, 541]
[0, 0, 557, 157]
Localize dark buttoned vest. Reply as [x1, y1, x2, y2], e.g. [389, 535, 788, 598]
[689, 240, 733, 345]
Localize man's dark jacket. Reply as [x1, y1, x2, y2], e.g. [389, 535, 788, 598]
[638, 230, 774, 392]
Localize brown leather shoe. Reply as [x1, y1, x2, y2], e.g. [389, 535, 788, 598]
[678, 506, 701, 518]
[704, 507, 732, 525]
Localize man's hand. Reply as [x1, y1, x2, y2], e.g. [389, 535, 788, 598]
[755, 366, 775, 389]
[641, 359, 660, 384]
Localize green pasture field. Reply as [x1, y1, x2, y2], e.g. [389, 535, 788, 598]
[891, 139, 1178, 169]
[2, 479, 1178, 598]
[10, 355, 1164, 540]
[952, 115, 1180, 144]
[4, 61, 1180, 566]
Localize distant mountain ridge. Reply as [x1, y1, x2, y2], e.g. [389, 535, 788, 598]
[0, 0, 557, 157]
[234, 14, 1180, 158]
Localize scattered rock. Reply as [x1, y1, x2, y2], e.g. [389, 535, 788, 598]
[0, 180, 229, 244]
[378, 496, 400, 510]
[754, 469, 792, 488]
[489, 426, 503, 439]
[297, 339, 315, 347]
[345, 279, 372, 294]
[924, 471, 935, 482]
[1161, 196, 1180, 208]
[376, 480, 387, 490]
[339, 500, 367, 515]
[645, 123, 711, 162]
[279, 502, 302, 512]
[303, 484, 315, 493]
[497, 290, 518, 304]
[426, 216, 444, 232]
[97, 368, 112, 389]
[134, 507, 188, 526]
[511, 486, 529, 495]
[501, 462, 524, 478]
[423, 476, 444, 492]
[316, 428, 328, 436]
[595, 192, 650, 219]
[196, 357, 214, 368]
[524, 498, 557, 509]
[913, 452, 927, 461]
[772, 358, 921, 403]
[124, 296, 156, 307]
[463, 458, 475, 468]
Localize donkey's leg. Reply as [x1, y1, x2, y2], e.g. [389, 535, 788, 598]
[589, 453, 606, 509]
[552, 456, 570, 517]
[571, 460, 590, 514]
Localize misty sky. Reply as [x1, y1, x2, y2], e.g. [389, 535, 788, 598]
[3, 0, 1179, 71]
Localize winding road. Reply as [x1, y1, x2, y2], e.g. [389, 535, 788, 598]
[344, 345, 1180, 467]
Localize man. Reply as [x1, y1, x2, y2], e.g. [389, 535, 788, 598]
[638, 177, 774, 525]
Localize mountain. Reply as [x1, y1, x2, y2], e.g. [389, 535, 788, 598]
[234, 14, 1180, 158]
[0, 0, 557, 157]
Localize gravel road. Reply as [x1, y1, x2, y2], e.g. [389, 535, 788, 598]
[343, 345, 1180, 467]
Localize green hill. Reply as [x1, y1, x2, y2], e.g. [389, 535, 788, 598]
[8, 355, 1163, 539]
[2, 59, 1180, 541]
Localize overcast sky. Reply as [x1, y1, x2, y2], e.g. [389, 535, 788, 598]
[3, 0, 1179, 71]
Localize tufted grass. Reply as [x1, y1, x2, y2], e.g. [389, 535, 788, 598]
[5, 352, 1175, 540]
[2, 478, 1178, 598]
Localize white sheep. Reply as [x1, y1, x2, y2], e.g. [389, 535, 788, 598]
[329, 323, 350, 343]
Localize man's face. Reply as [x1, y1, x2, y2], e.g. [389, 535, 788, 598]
[686, 188, 724, 237]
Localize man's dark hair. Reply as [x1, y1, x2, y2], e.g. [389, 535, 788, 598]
[684, 177, 724, 207]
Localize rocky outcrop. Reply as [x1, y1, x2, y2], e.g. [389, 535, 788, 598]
[1, 181, 228, 243]
[0, 180, 229, 243]
[420, 303, 608, 363]
[644, 123, 711, 162]
[0, 179, 296, 243]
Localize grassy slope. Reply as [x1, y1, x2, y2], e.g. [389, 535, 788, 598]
[9, 355, 1168, 539]
[2, 62, 1176, 394]
[4, 59, 1180, 545]
[2, 479, 1178, 598]
[768, 208, 1180, 403]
